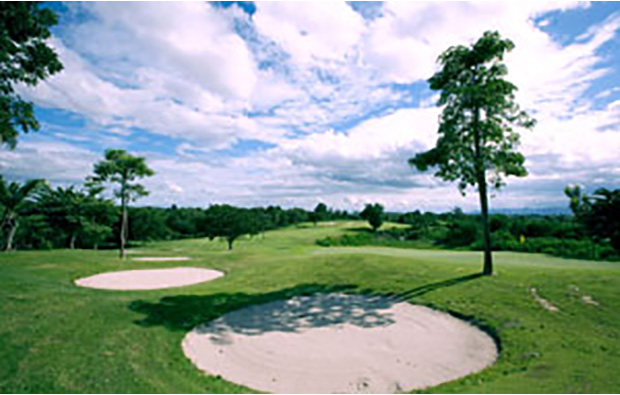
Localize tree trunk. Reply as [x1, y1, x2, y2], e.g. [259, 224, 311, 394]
[478, 173, 493, 275]
[119, 192, 127, 259]
[473, 105, 493, 275]
[227, 238, 233, 250]
[5, 220, 18, 251]
[69, 233, 77, 250]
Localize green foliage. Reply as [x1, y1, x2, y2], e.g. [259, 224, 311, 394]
[0, 175, 47, 250]
[316, 227, 434, 249]
[409, 31, 535, 193]
[0, 2, 63, 148]
[88, 149, 155, 203]
[317, 211, 618, 262]
[166, 205, 205, 237]
[88, 149, 154, 257]
[202, 205, 256, 250]
[566, 186, 620, 253]
[310, 202, 329, 225]
[360, 203, 384, 232]
[13, 213, 54, 250]
[37, 186, 115, 249]
[127, 207, 172, 241]
[3, 200, 355, 251]
[442, 218, 479, 248]
[409, 31, 535, 275]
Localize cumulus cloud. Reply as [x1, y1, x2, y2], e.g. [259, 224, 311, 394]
[4, 2, 619, 212]
[70, 2, 258, 99]
[253, 2, 366, 65]
[0, 138, 98, 184]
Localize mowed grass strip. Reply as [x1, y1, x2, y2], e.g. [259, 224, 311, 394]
[1, 221, 619, 393]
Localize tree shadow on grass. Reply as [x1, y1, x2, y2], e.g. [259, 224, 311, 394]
[129, 283, 363, 333]
[391, 272, 485, 301]
[128, 274, 487, 339]
[344, 226, 373, 234]
[386, 272, 501, 351]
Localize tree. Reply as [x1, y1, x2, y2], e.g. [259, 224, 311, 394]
[130, 207, 173, 241]
[38, 185, 113, 249]
[38, 186, 83, 249]
[202, 205, 256, 250]
[589, 188, 620, 253]
[0, 175, 46, 250]
[566, 186, 620, 254]
[0, 2, 63, 148]
[409, 31, 535, 275]
[311, 202, 328, 226]
[88, 149, 154, 258]
[565, 185, 589, 220]
[360, 203, 384, 232]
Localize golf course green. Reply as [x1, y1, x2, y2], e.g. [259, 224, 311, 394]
[1, 221, 619, 393]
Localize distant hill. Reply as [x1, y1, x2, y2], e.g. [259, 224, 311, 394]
[487, 206, 572, 216]
[386, 206, 573, 216]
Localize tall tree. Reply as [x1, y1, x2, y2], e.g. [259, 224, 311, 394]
[88, 149, 154, 258]
[409, 31, 535, 275]
[0, 175, 46, 250]
[0, 2, 63, 148]
[360, 203, 384, 232]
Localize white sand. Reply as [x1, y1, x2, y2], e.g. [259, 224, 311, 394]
[132, 256, 191, 262]
[183, 293, 497, 393]
[75, 267, 224, 290]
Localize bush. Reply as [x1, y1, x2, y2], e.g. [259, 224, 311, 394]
[439, 218, 479, 248]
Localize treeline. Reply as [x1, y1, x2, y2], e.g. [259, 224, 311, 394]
[318, 188, 620, 262]
[129, 203, 353, 249]
[0, 177, 354, 251]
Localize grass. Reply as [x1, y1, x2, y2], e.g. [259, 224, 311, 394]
[1, 220, 619, 393]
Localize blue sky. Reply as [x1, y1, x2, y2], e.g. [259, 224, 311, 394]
[1, 1, 619, 212]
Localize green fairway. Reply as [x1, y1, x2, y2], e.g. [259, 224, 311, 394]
[1, 221, 619, 393]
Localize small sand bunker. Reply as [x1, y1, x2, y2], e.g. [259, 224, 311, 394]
[75, 267, 224, 290]
[132, 256, 191, 262]
[183, 293, 497, 393]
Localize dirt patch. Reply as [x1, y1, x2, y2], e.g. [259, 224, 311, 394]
[530, 288, 559, 312]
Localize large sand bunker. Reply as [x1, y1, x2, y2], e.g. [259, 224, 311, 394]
[75, 267, 224, 290]
[183, 293, 497, 393]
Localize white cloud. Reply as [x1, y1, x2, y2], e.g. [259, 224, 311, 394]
[361, 2, 588, 84]
[0, 138, 98, 184]
[278, 107, 438, 160]
[74, 2, 258, 100]
[6, 2, 619, 211]
[253, 2, 366, 65]
[17, 38, 274, 151]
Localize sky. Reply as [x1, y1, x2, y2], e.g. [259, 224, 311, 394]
[0, 1, 619, 212]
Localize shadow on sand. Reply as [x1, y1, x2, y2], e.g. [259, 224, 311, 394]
[128, 274, 485, 337]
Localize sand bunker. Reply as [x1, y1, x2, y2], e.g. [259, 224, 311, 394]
[75, 267, 224, 290]
[132, 256, 191, 262]
[183, 293, 497, 393]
